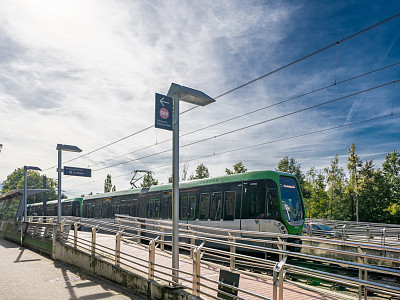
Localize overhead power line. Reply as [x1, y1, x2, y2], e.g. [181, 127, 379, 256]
[64, 111, 400, 193]
[92, 80, 398, 172]
[88, 62, 400, 168]
[41, 13, 400, 172]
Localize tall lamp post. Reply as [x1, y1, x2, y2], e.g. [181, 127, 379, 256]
[24, 166, 41, 221]
[56, 144, 82, 223]
[166, 83, 215, 284]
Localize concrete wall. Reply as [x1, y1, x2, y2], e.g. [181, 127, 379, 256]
[52, 242, 196, 300]
[0, 221, 197, 300]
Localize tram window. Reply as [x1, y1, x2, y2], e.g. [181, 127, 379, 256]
[147, 199, 160, 219]
[102, 200, 111, 218]
[131, 199, 138, 217]
[199, 193, 210, 220]
[242, 180, 265, 219]
[161, 196, 171, 219]
[120, 200, 126, 215]
[224, 191, 235, 220]
[95, 202, 102, 218]
[180, 196, 196, 220]
[210, 192, 222, 220]
[266, 180, 279, 218]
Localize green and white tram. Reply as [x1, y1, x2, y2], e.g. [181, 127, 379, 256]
[82, 171, 304, 236]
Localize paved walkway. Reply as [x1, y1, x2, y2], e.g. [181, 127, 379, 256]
[0, 238, 143, 300]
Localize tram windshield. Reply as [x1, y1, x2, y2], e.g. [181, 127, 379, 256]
[279, 176, 303, 224]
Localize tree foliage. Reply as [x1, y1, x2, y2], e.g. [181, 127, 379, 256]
[1, 168, 58, 203]
[189, 163, 210, 180]
[225, 162, 247, 175]
[292, 146, 400, 224]
[104, 174, 115, 193]
[141, 173, 159, 187]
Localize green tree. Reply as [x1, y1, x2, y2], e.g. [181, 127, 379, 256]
[324, 154, 346, 219]
[276, 156, 305, 189]
[225, 162, 247, 175]
[104, 174, 113, 192]
[304, 167, 329, 218]
[141, 173, 159, 187]
[346, 144, 363, 221]
[382, 150, 400, 222]
[189, 163, 210, 180]
[1, 168, 58, 203]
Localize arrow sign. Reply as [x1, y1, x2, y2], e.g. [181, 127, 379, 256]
[155, 93, 173, 131]
[160, 97, 169, 107]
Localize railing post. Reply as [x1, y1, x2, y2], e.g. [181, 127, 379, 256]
[273, 257, 287, 300]
[137, 221, 142, 244]
[91, 226, 96, 256]
[381, 228, 386, 246]
[115, 231, 122, 266]
[189, 227, 195, 258]
[277, 237, 286, 262]
[357, 247, 368, 299]
[148, 237, 158, 280]
[229, 234, 236, 270]
[160, 225, 165, 251]
[192, 242, 204, 297]
[74, 223, 78, 248]
[342, 225, 346, 241]
[118, 220, 122, 232]
[366, 226, 370, 243]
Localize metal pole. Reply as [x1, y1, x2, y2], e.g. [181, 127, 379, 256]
[24, 166, 27, 221]
[43, 175, 47, 217]
[172, 95, 180, 284]
[58, 148, 62, 223]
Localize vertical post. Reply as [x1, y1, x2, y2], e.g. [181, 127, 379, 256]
[192, 244, 203, 297]
[115, 232, 121, 266]
[189, 228, 195, 258]
[172, 95, 180, 284]
[160, 225, 165, 251]
[229, 235, 236, 270]
[148, 238, 156, 280]
[74, 223, 78, 248]
[43, 175, 47, 217]
[57, 148, 62, 224]
[24, 166, 28, 221]
[137, 222, 142, 244]
[91, 227, 96, 256]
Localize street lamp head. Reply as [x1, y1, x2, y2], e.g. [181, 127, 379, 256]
[167, 83, 215, 106]
[24, 166, 42, 171]
[56, 144, 82, 153]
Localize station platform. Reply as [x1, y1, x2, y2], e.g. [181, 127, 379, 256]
[0, 238, 143, 300]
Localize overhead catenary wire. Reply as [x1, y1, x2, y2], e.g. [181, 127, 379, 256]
[63, 111, 400, 193]
[88, 62, 400, 168]
[40, 13, 400, 172]
[92, 80, 399, 172]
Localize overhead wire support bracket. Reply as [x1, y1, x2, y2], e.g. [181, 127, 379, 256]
[130, 170, 153, 188]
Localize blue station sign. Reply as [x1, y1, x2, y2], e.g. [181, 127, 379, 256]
[155, 93, 173, 131]
[64, 166, 92, 177]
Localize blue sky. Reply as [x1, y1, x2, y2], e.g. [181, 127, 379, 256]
[0, 1, 399, 196]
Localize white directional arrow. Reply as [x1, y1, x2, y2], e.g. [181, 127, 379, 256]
[160, 97, 170, 107]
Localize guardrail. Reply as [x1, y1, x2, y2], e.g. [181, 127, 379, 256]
[55, 215, 400, 300]
[305, 218, 400, 246]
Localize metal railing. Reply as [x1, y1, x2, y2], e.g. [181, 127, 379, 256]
[305, 218, 400, 246]
[10, 215, 400, 299]
[46, 215, 400, 300]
